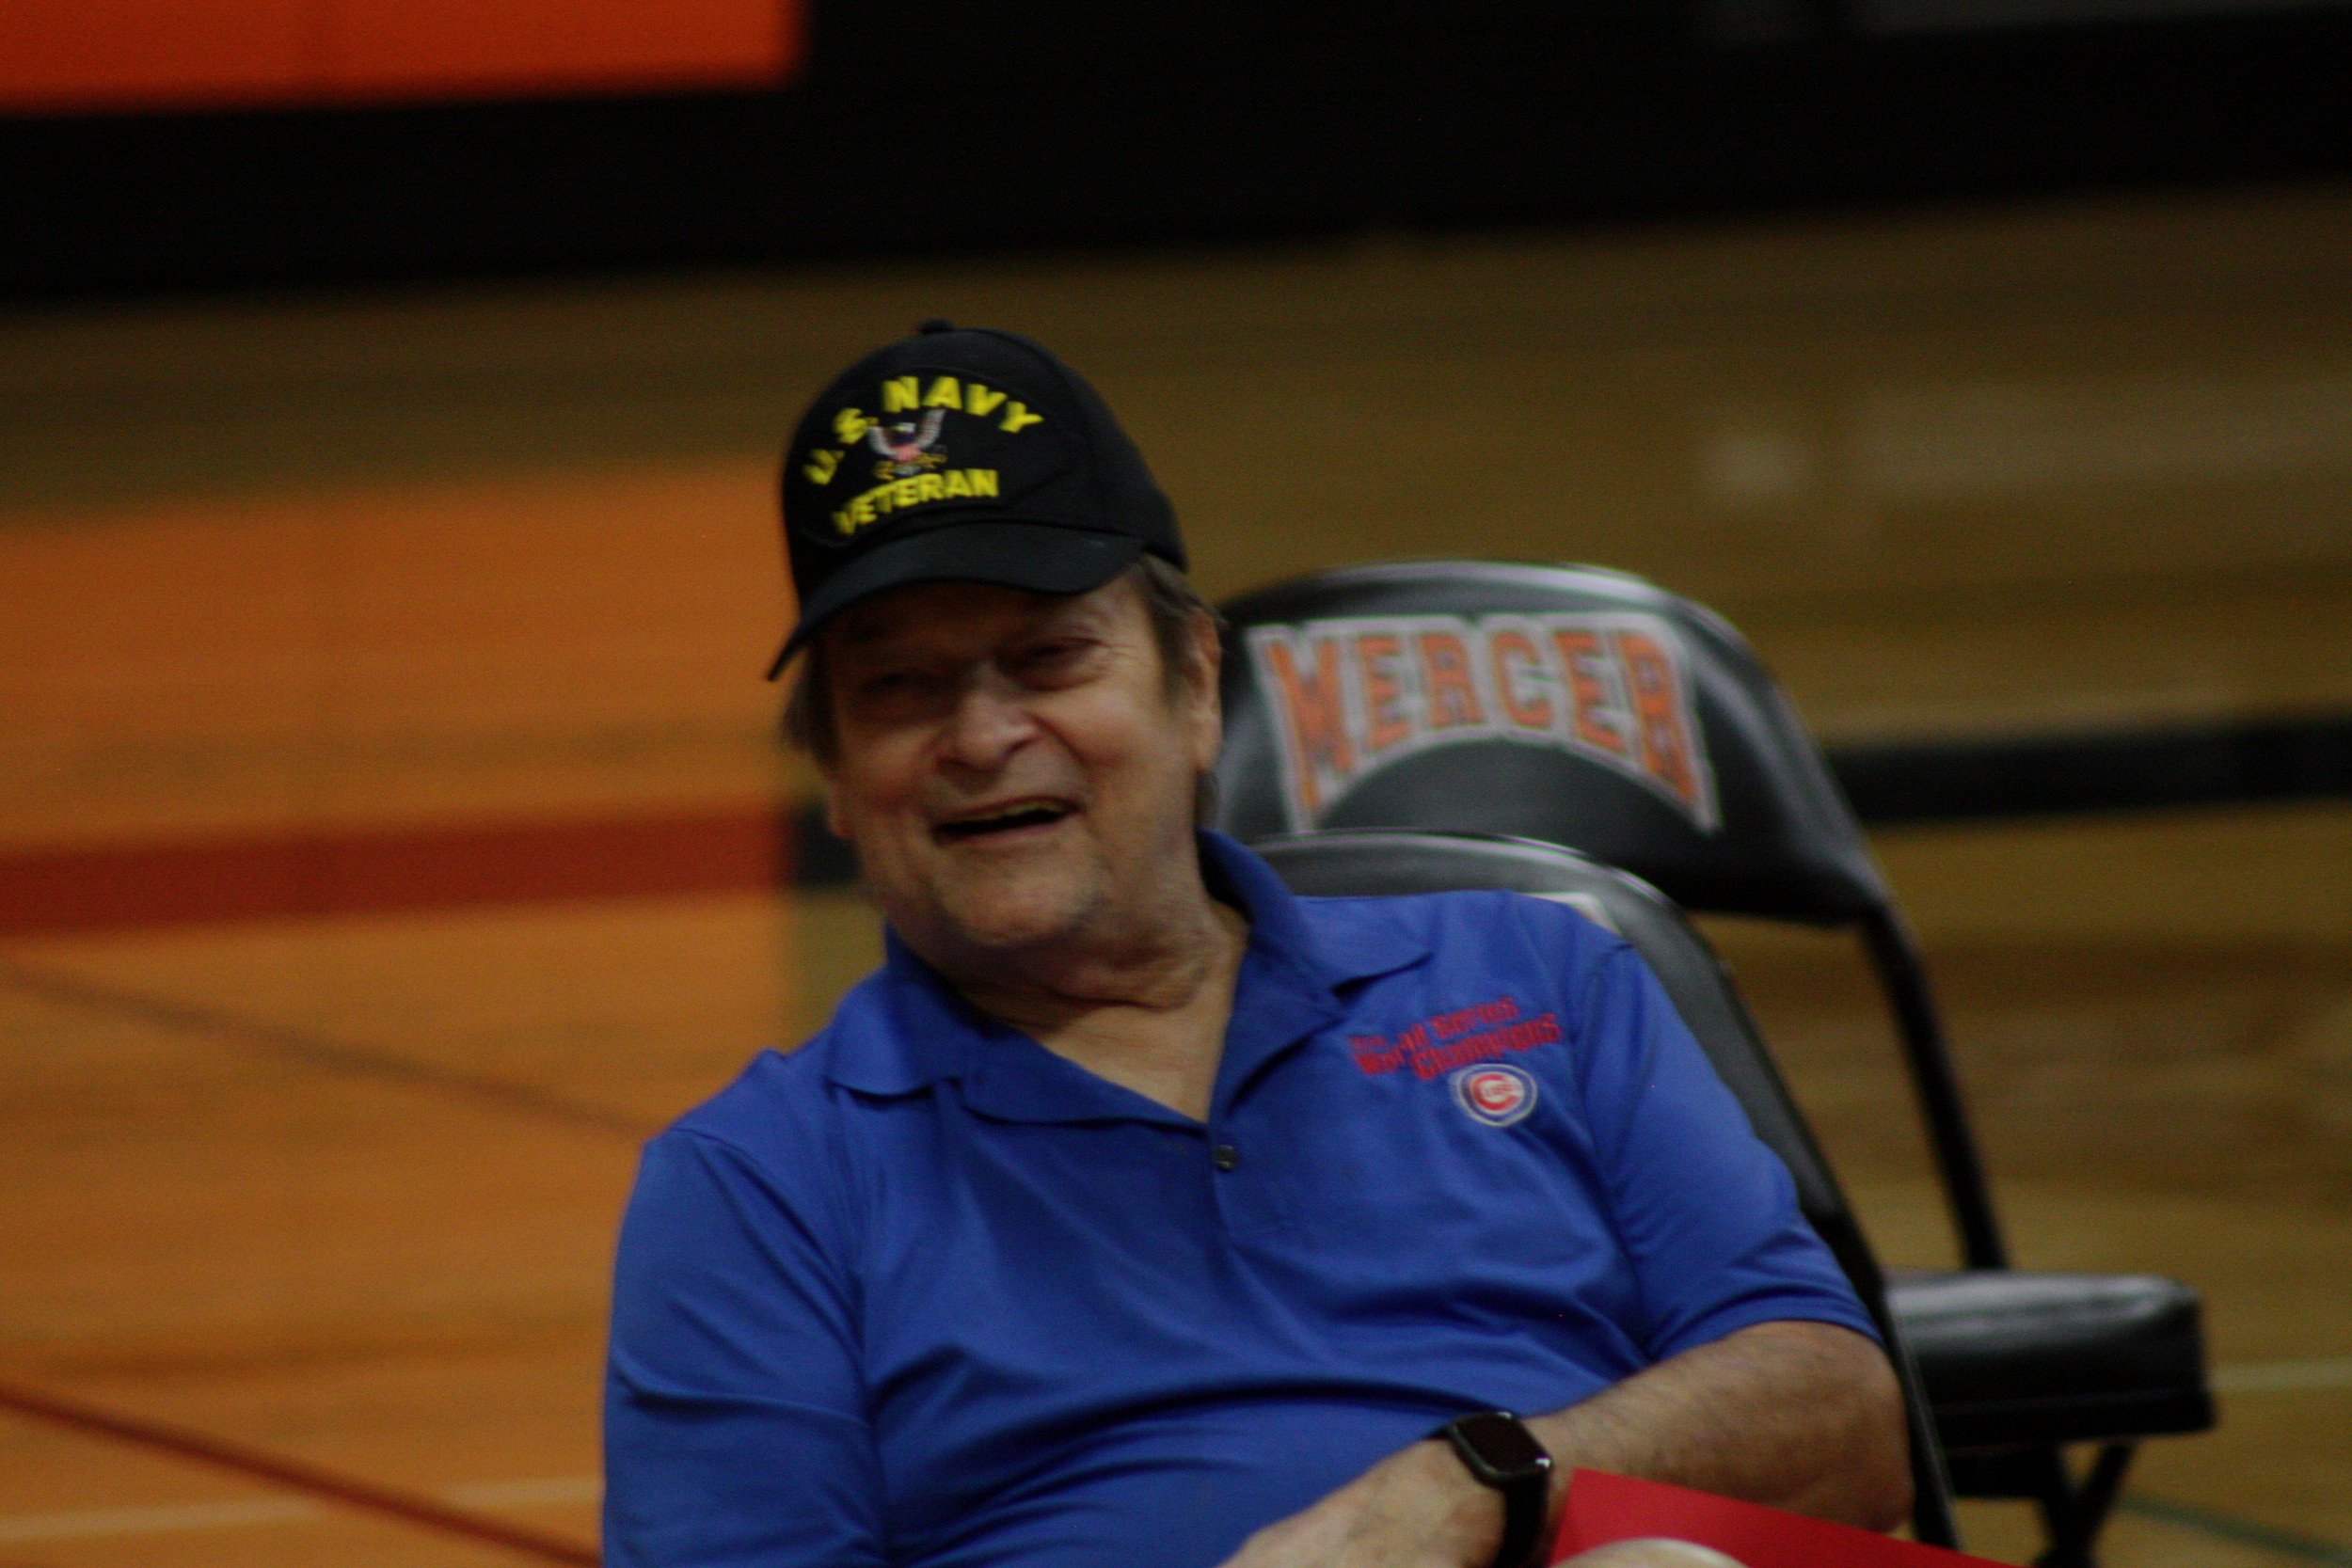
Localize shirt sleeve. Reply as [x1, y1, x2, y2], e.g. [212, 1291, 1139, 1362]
[1567, 937, 1883, 1362]
[604, 1126, 886, 1568]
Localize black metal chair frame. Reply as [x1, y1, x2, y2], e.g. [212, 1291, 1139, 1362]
[1851, 907, 2137, 1564]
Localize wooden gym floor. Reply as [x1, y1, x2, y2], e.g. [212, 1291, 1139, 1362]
[2, 183, 2348, 1565]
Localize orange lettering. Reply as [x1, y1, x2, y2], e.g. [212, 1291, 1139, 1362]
[1355, 633, 1412, 753]
[1552, 629, 1627, 754]
[1615, 629, 1700, 808]
[1488, 628, 1553, 732]
[1261, 636, 1354, 817]
[1415, 630, 1486, 730]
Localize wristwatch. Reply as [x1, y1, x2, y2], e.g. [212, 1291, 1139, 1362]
[1432, 1410, 1554, 1568]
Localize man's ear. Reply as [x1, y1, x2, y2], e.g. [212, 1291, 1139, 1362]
[1184, 608, 1224, 775]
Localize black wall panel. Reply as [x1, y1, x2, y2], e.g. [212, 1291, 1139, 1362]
[7, 2, 2352, 299]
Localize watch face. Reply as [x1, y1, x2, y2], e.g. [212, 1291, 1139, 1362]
[1455, 1412, 1552, 1481]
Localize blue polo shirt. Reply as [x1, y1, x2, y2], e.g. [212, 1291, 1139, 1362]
[605, 832, 1875, 1568]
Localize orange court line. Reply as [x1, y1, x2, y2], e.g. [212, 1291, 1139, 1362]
[0, 1375, 599, 1564]
[0, 955, 659, 1135]
[0, 805, 788, 938]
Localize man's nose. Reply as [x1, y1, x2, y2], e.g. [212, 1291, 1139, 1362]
[936, 675, 1039, 770]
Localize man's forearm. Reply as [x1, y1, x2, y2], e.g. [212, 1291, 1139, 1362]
[1527, 1321, 1912, 1531]
[1216, 1320, 1912, 1568]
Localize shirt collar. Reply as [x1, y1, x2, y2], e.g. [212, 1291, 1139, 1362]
[821, 831, 1431, 1120]
[817, 927, 991, 1098]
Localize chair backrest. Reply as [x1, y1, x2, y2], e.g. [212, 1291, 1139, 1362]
[1253, 828, 1957, 1544]
[1216, 560, 2012, 1272]
[1214, 561, 1889, 924]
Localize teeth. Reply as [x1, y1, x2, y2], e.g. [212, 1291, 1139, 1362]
[941, 801, 1067, 834]
[964, 802, 1057, 824]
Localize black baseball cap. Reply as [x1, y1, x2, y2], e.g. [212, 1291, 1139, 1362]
[767, 322, 1184, 676]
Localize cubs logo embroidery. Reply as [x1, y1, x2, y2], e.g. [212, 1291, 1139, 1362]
[1352, 996, 1561, 1079]
[867, 408, 948, 479]
[1452, 1064, 1537, 1128]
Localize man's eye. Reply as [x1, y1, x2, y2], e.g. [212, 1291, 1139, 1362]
[1017, 641, 1092, 676]
[855, 671, 930, 702]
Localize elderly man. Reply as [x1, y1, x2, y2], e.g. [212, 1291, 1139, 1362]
[604, 324, 1910, 1568]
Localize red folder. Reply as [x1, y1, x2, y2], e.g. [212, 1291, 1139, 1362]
[1553, 1470, 2007, 1568]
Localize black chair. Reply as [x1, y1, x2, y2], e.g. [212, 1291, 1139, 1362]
[1256, 828, 1961, 1548]
[1214, 561, 2212, 1566]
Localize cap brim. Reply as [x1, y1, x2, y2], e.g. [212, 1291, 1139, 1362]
[766, 521, 1146, 678]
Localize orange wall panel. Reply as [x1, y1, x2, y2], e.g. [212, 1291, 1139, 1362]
[0, 0, 801, 114]
[0, 0, 313, 113]
[319, 0, 796, 101]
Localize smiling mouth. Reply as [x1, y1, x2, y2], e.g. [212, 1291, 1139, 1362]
[933, 800, 1076, 843]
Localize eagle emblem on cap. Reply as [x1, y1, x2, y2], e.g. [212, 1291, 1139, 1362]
[868, 409, 949, 479]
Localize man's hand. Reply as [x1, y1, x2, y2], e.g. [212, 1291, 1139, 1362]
[1216, 1437, 1504, 1568]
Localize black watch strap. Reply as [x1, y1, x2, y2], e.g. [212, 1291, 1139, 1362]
[1433, 1411, 1554, 1568]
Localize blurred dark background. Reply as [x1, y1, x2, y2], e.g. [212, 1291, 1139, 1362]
[9, 0, 2352, 299]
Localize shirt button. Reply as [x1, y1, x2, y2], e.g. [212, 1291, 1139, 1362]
[1212, 1144, 1240, 1172]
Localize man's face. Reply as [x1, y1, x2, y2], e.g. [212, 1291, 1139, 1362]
[818, 574, 1221, 965]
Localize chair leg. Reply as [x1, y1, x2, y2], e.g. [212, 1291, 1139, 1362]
[1854, 911, 2010, 1271]
[2031, 1443, 2137, 1568]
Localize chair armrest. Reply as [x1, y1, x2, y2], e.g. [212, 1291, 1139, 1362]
[1889, 1269, 2215, 1451]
